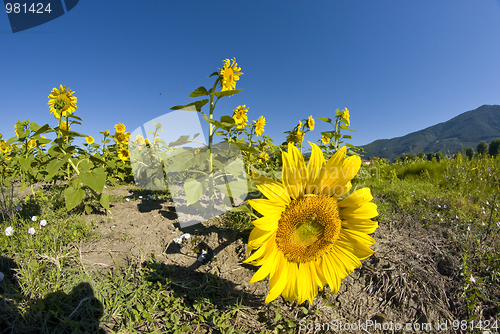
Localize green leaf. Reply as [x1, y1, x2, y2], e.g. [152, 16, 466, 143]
[342, 135, 352, 139]
[80, 168, 106, 193]
[64, 186, 85, 211]
[184, 177, 206, 206]
[18, 156, 34, 172]
[44, 155, 71, 181]
[67, 114, 83, 121]
[59, 129, 87, 137]
[189, 86, 209, 97]
[213, 89, 244, 99]
[230, 203, 253, 214]
[318, 117, 332, 123]
[99, 193, 110, 210]
[169, 135, 191, 147]
[170, 99, 209, 112]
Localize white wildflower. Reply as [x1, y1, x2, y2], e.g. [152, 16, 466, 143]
[31, 216, 37, 222]
[28, 228, 35, 235]
[470, 275, 476, 283]
[5, 226, 14, 236]
[40, 219, 47, 227]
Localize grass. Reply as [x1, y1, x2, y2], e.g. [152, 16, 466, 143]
[1, 154, 499, 333]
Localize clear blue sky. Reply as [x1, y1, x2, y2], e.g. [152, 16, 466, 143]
[2, 1, 500, 150]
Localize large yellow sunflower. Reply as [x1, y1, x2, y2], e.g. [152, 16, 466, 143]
[233, 105, 248, 129]
[244, 143, 378, 304]
[254, 116, 265, 136]
[219, 58, 243, 92]
[48, 85, 77, 119]
[115, 123, 126, 133]
[343, 108, 350, 126]
[118, 148, 130, 161]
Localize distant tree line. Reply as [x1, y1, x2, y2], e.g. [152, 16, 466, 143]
[389, 138, 500, 164]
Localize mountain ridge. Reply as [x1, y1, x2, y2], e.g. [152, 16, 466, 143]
[360, 104, 500, 160]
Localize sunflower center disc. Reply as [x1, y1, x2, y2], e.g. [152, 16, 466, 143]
[276, 196, 342, 263]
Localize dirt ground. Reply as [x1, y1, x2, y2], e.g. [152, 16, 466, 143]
[71, 185, 471, 333]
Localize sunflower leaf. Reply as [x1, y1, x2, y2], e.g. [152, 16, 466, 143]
[168, 135, 191, 147]
[32, 124, 53, 137]
[64, 186, 85, 212]
[184, 177, 206, 206]
[80, 168, 106, 193]
[208, 71, 219, 77]
[189, 86, 209, 97]
[170, 99, 209, 112]
[67, 114, 83, 121]
[213, 89, 244, 99]
[318, 117, 332, 123]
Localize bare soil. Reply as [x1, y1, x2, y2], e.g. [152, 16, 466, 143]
[73, 185, 470, 333]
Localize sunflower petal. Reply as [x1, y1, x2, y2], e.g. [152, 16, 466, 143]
[249, 198, 286, 216]
[320, 254, 340, 293]
[331, 246, 362, 279]
[246, 227, 274, 253]
[340, 202, 378, 221]
[251, 213, 280, 231]
[250, 244, 279, 283]
[337, 229, 375, 260]
[338, 188, 373, 210]
[282, 151, 301, 199]
[256, 181, 291, 205]
[307, 142, 325, 194]
[342, 219, 379, 234]
[282, 262, 299, 301]
[265, 255, 289, 303]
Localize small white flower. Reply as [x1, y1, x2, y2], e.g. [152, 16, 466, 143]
[31, 216, 37, 222]
[470, 275, 476, 283]
[496, 222, 500, 229]
[104, 185, 107, 189]
[0, 272, 4, 281]
[5, 226, 14, 236]
[486, 201, 489, 206]
[173, 237, 182, 245]
[126, 198, 130, 202]
[438, 205, 441, 208]
[40, 219, 47, 227]
[444, 205, 447, 209]
[139, 196, 143, 199]
[28, 228, 35, 235]
[482, 222, 485, 226]
[180, 233, 191, 240]
[197, 249, 208, 262]
[467, 226, 471, 231]
[15, 206, 21, 211]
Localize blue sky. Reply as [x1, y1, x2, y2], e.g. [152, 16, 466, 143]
[2, 0, 500, 150]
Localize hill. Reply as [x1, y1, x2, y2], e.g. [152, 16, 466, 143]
[360, 104, 500, 160]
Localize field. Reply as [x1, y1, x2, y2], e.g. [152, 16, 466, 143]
[1, 61, 499, 333]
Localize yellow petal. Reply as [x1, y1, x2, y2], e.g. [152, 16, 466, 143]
[282, 262, 299, 301]
[248, 198, 286, 216]
[247, 227, 274, 253]
[297, 262, 314, 304]
[338, 188, 373, 210]
[282, 151, 300, 199]
[250, 243, 279, 283]
[336, 229, 375, 260]
[342, 219, 379, 234]
[251, 213, 280, 231]
[265, 254, 289, 303]
[256, 181, 291, 205]
[331, 246, 361, 279]
[340, 202, 378, 221]
[306, 142, 325, 194]
[320, 254, 340, 294]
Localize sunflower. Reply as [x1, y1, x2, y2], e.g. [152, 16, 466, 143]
[86, 136, 94, 145]
[254, 116, 265, 136]
[48, 85, 77, 119]
[104, 130, 110, 137]
[219, 58, 243, 92]
[308, 115, 315, 131]
[115, 132, 129, 144]
[343, 108, 350, 126]
[233, 105, 248, 129]
[27, 139, 37, 149]
[115, 123, 126, 133]
[134, 134, 145, 144]
[118, 148, 130, 161]
[244, 143, 378, 304]
[258, 152, 270, 163]
[14, 125, 19, 138]
[321, 136, 330, 145]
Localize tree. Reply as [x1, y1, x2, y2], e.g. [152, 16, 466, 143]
[488, 138, 500, 157]
[477, 141, 488, 156]
[435, 152, 443, 162]
[417, 152, 425, 159]
[426, 152, 434, 161]
[465, 147, 474, 160]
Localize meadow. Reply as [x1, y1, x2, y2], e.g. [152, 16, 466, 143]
[0, 60, 499, 333]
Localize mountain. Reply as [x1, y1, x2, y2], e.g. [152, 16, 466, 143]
[360, 105, 500, 160]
